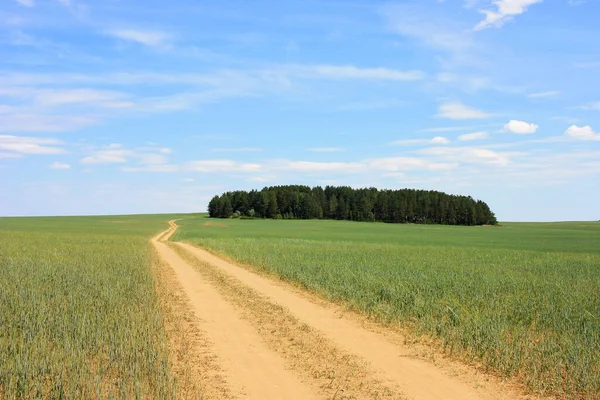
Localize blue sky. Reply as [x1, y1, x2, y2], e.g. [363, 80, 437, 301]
[1, 0, 599, 221]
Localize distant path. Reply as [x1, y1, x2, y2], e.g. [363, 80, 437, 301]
[154, 220, 533, 400]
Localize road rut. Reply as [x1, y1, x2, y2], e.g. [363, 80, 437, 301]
[152, 222, 321, 399]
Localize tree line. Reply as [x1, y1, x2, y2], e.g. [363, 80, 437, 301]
[208, 185, 497, 226]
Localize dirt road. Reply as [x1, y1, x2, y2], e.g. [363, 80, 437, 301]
[152, 221, 531, 400]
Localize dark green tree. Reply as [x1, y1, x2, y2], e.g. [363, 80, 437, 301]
[208, 185, 497, 226]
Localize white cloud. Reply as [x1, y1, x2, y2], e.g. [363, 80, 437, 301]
[282, 161, 364, 173]
[159, 147, 173, 154]
[577, 102, 600, 111]
[16, 0, 34, 7]
[335, 99, 406, 111]
[137, 153, 168, 165]
[0, 135, 66, 155]
[54, 0, 88, 20]
[391, 139, 430, 146]
[504, 120, 538, 134]
[307, 147, 345, 152]
[367, 157, 456, 171]
[459, 131, 489, 141]
[564, 125, 600, 141]
[210, 147, 262, 153]
[187, 160, 262, 173]
[436, 102, 495, 119]
[420, 126, 473, 133]
[0, 88, 129, 132]
[81, 147, 130, 164]
[248, 177, 269, 182]
[430, 136, 450, 144]
[392, 137, 450, 146]
[81, 144, 171, 165]
[274, 158, 457, 173]
[107, 29, 169, 47]
[475, 0, 543, 30]
[382, 4, 474, 54]
[33, 88, 132, 108]
[308, 65, 424, 81]
[122, 164, 178, 172]
[421, 146, 517, 166]
[49, 162, 71, 169]
[0, 113, 96, 133]
[436, 72, 493, 92]
[528, 90, 560, 98]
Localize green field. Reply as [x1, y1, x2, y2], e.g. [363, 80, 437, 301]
[175, 217, 600, 397]
[0, 215, 187, 399]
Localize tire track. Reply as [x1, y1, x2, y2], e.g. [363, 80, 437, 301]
[152, 222, 322, 399]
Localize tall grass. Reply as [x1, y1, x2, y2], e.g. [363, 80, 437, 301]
[176, 217, 600, 398]
[0, 215, 184, 399]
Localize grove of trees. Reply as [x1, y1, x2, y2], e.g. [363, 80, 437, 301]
[208, 185, 497, 226]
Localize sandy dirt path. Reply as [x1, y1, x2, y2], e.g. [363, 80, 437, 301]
[172, 236, 529, 400]
[152, 223, 322, 399]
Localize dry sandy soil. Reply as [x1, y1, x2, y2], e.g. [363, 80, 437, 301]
[152, 220, 539, 400]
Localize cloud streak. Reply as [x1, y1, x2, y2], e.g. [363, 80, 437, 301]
[107, 29, 169, 47]
[459, 131, 489, 141]
[16, 0, 34, 7]
[436, 102, 495, 120]
[475, 0, 543, 30]
[49, 162, 71, 169]
[0, 135, 66, 155]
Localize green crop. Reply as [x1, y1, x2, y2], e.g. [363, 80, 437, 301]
[176, 217, 600, 398]
[0, 215, 188, 399]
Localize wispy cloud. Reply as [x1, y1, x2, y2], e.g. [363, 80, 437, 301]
[475, 0, 543, 30]
[382, 4, 474, 54]
[49, 162, 71, 169]
[122, 164, 178, 172]
[107, 29, 170, 47]
[307, 147, 345, 152]
[281, 160, 364, 173]
[81, 144, 130, 165]
[528, 90, 560, 98]
[431, 136, 451, 144]
[420, 126, 474, 133]
[0, 113, 96, 133]
[54, 0, 89, 20]
[436, 102, 495, 119]
[187, 160, 262, 173]
[335, 99, 406, 111]
[366, 157, 457, 172]
[0, 135, 66, 155]
[306, 65, 424, 81]
[576, 102, 600, 111]
[16, 0, 34, 7]
[420, 146, 519, 166]
[248, 176, 269, 183]
[81, 144, 171, 165]
[210, 148, 262, 153]
[391, 137, 451, 146]
[0, 87, 133, 109]
[459, 131, 489, 141]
